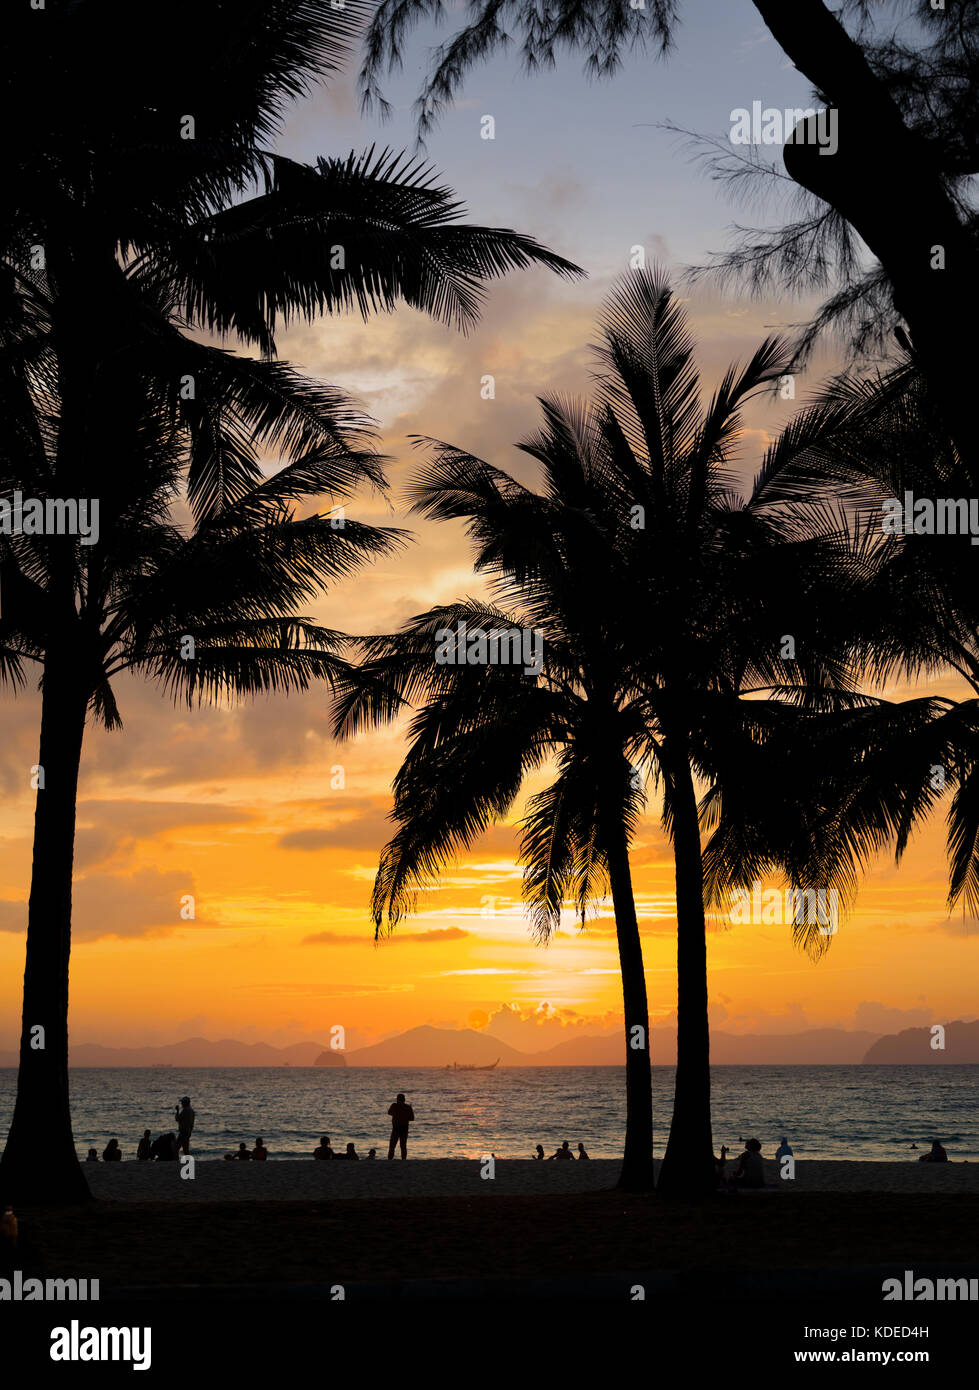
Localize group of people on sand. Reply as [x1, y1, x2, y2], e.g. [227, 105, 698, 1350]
[313, 1094, 417, 1161]
[534, 1142, 589, 1160]
[85, 1097, 197, 1162]
[222, 1139, 268, 1161]
[713, 1136, 786, 1189]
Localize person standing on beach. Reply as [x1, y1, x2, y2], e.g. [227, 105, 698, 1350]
[174, 1097, 195, 1154]
[387, 1093, 415, 1160]
[252, 1138, 268, 1160]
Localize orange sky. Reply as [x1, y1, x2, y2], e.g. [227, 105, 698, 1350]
[1, 281, 977, 1054]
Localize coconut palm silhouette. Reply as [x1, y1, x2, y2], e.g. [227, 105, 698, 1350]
[0, 0, 580, 1205]
[334, 266, 860, 1193]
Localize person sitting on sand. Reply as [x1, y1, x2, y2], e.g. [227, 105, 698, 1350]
[548, 1141, 574, 1161]
[252, 1138, 268, 1161]
[223, 1153, 235, 1161]
[314, 1136, 334, 1160]
[102, 1138, 122, 1162]
[577, 1143, 590, 1160]
[731, 1138, 765, 1188]
[150, 1132, 178, 1161]
[534, 1144, 545, 1160]
[387, 1093, 415, 1160]
[920, 1139, 948, 1163]
[86, 1148, 99, 1162]
[714, 1144, 729, 1187]
[344, 1143, 359, 1160]
[367, 1149, 377, 1160]
[775, 1136, 793, 1162]
[236, 1142, 251, 1160]
[136, 1130, 152, 1161]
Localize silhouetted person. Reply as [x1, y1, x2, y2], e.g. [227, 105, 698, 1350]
[714, 1144, 729, 1187]
[920, 1139, 948, 1163]
[252, 1138, 268, 1160]
[86, 1148, 99, 1163]
[314, 1136, 333, 1159]
[775, 1136, 793, 1162]
[367, 1149, 377, 1160]
[731, 1138, 765, 1188]
[577, 1143, 589, 1159]
[150, 1132, 178, 1161]
[136, 1130, 152, 1161]
[237, 1142, 251, 1160]
[102, 1139, 122, 1162]
[344, 1143, 359, 1160]
[548, 1141, 573, 1161]
[223, 1153, 235, 1161]
[174, 1097, 195, 1154]
[387, 1093, 415, 1160]
[534, 1144, 545, 1160]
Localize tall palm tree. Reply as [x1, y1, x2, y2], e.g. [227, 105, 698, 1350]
[334, 574, 656, 1187]
[0, 329, 405, 1203]
[0, 0, 579, 1204]
[334, 268, 858, 1193]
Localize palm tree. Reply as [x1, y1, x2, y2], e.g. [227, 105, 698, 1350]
[333, 578, 657, 1189]
[334, 268, 859, 1193]
[0, 0, 579, 1204]
[0, 328, 407, 1203]
[732, 354, 979, 930]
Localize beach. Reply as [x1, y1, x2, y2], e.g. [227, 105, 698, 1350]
[79, 1156, 979, 1201]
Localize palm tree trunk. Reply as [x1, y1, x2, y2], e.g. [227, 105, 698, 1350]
[658, 749, 716, 1196]
[602, 794, 655, 1192]
[0, 644, 90, 1205]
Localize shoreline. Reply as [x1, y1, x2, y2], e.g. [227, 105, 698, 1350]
[80, 1157, 979, 1202]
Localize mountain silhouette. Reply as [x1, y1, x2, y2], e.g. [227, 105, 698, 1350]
[862, 1019, 979, 1063]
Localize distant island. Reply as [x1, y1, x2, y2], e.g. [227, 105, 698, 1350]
[0, 1037, 346, 1068]
[2, 1021, 976, 1068]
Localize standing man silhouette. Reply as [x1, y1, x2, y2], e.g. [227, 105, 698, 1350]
[387, 1092, 415, 1160]
[174, 1096, 195, 1155]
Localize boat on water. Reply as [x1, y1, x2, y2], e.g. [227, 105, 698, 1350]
[444, 1059, 500, 1071]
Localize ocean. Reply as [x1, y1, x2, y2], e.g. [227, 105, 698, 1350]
[3, 1065, 977, 1163]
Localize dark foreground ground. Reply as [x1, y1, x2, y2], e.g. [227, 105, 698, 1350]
[8, 1191, 979, 1295]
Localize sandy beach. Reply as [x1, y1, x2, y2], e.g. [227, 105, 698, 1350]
[80, 1156, 979, 1202]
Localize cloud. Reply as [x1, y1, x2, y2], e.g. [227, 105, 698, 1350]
[302, 925, 470, 945]
[853, 1001, 932, 1032]
[72, 869, 204, 941]
[482, 1001, 621, 1045]
[0, 868, 203, 942]
[277, 804, 395, 852]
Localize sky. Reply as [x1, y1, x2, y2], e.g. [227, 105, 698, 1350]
[1, 0, 976, 1055]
